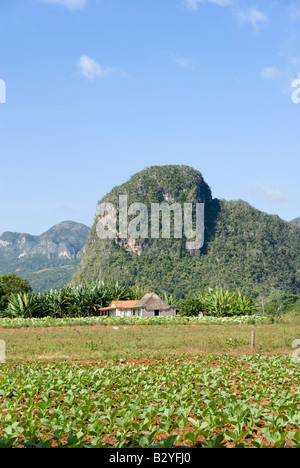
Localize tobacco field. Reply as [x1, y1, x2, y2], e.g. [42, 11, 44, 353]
[0, 355, 299, 448]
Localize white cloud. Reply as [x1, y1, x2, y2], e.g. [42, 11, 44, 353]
[77, 55, 115, 81]
[258, 184, 289, 203]
[184, 0, 232, 11]
[170, 54, 198, 70]
[260, 60, 300, 96]
[43, 0, 87, 11]
[184, 1, 269, 33]
[261, 66, 282, 81]
[236, 9, 268, 31]
[289, 0, 300, 20]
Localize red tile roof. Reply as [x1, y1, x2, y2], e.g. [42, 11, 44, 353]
[99, 300, 139, 311]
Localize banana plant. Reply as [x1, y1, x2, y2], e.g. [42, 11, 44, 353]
[7, 292, 39, 318]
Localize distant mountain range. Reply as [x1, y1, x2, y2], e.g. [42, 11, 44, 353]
[291, 218, 300, 225]
[0, 221, 90, 291]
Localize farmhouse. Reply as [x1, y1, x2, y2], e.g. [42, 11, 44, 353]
[98, 293, 179, 317]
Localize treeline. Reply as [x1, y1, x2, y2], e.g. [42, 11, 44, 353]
[0, 277, 147, 319]
[0, 274, 256, 319]
[0, 274, 32, 311]
[0, 274, 299, 319]
[178, 287, 257, 317]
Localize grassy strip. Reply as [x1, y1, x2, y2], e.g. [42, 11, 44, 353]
[1, 318, 299, 361]
[0, 315, 266, 329]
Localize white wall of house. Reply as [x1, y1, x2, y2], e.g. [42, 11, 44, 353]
[143, 308, 177, 317]
[113, 308, 143, 317]
[109, 307, 177, 318]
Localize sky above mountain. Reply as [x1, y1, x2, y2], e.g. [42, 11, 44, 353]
[0, 0, 300, 234]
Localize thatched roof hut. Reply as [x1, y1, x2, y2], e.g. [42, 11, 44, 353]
[134, 293, 173, 312]
[98, 292, 178, 317]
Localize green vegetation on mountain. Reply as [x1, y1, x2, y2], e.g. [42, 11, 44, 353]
[71, 165, 300, 300]
[0, 221, 90, 292]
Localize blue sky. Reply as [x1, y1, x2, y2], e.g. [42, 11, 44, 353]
[0, 0, 300, 234]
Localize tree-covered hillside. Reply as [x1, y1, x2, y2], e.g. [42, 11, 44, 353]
[71, 166, 300, 299]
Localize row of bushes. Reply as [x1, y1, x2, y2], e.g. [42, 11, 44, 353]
[1, 284, 257, 319]
[178, 287, 257, 317]
[179, 289, 300, 318]
[0, 274, 298, 319]
[0, 281, 147, 319]
[262, 291, 300, 316]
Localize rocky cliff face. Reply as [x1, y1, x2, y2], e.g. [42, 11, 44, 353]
[0, 221, 89, 261]
[0, 221, 90, 291]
